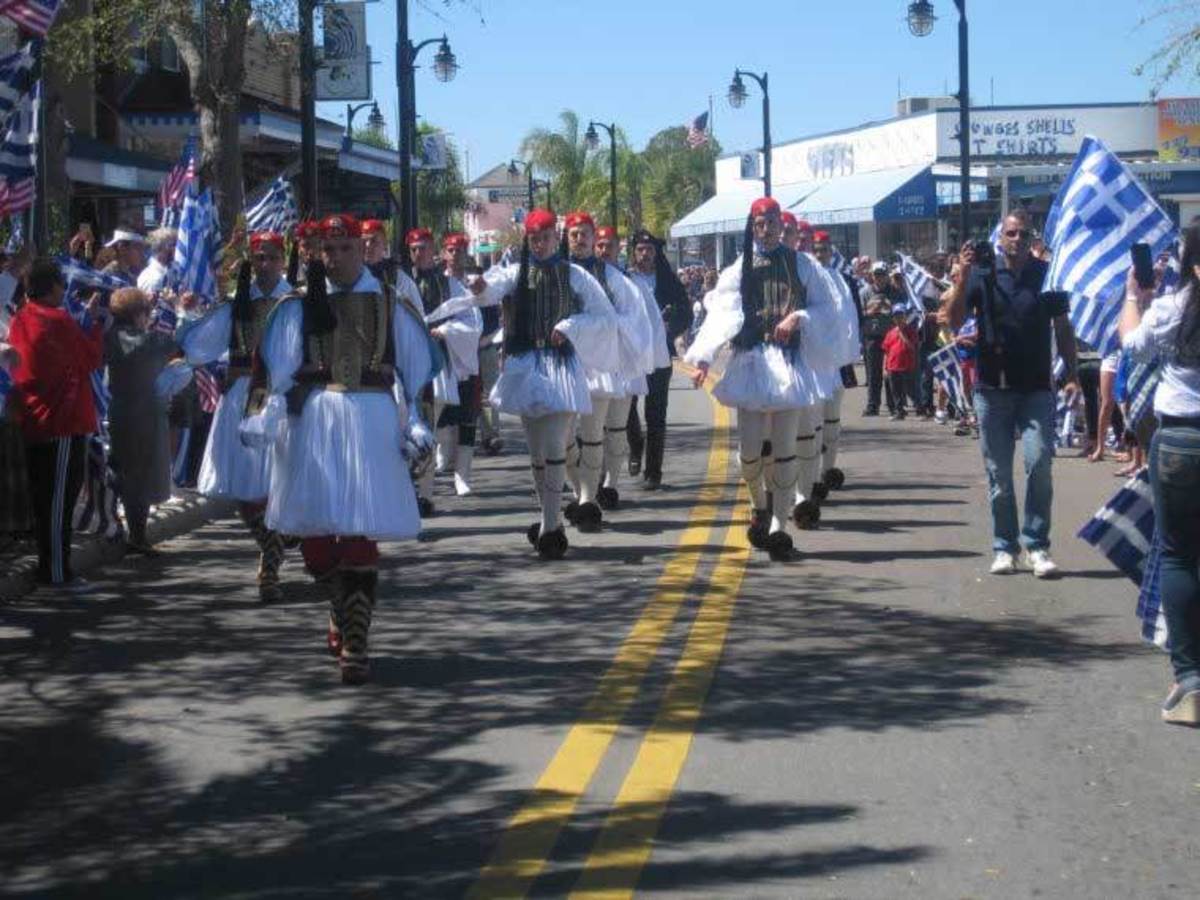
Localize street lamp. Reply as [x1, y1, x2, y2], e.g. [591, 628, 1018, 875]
[586, 120, 618, 231]
[508, 159, 551, 212]
[342, 100, 384, 151]
[432, 38, 459, 82]
[906, 1, 971, 245]
[728, 69, 770, 195]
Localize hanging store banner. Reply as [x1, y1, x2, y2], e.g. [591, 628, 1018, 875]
[316, 2, 370, 101]
[1157, 98, 1200, 162]
[413, 132, 448, 171]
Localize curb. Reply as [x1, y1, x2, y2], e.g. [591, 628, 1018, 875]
[0, 493, 234, 600]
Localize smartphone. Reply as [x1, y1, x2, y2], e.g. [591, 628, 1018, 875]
[1131, 242, 1155, 289]
[79, 222, 93, 240]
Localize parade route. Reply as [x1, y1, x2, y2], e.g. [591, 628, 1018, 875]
[1, 372, 1196, 899]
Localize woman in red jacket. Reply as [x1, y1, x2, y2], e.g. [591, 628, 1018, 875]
[7, 258, 104, 588]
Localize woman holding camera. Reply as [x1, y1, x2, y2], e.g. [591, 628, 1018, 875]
[1121, 221, 1200, 726]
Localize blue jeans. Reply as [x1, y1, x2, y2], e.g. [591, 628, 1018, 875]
[974, 387, 1055, 553]
[1148, 424, 1200, 688]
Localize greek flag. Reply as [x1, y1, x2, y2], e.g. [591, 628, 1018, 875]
[0, 77, 38, 216]
[1125, 359, 1161, 429]
[929, 343, 968, 413]
[1044, 136, 1177, 356]
[0, 41, 37, 133]
[897, 253, 933, 327]
[244, 174, 298, 234]
[1077, 469, 1166, 649]
[173, 185, 220, 302]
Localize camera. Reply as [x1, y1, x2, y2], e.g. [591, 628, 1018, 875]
[972, 240, 995, 271]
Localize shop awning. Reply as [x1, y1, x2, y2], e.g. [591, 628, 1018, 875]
[789, 164, 935, 225]
[670, 188, 762, 239]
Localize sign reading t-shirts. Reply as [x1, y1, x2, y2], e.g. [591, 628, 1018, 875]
[936, 105, 1158, 160]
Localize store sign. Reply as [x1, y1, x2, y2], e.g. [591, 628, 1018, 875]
[773, 115, 936, 183]
[874, 169, 937, 222]
[937, 105, 1157, 159]
[1157, 98, 1200, 161]
[316, 3, 371, 101]
[1008, 167, 1200, 198]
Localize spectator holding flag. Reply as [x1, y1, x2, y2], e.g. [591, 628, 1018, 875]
[1120, 218, 1200, 726]
[945, 209, 1079, 578]
[101, 228, 147, 282]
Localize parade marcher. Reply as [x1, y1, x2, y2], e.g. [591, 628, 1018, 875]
[408, 227, 480, 504]
[179, 231, 293, 601]
[362, 219, 398, 288]
[466, 208, 617, 558]
[241, 213, 438, 684]
[562, 212, 652, 528]
[290, 220, 321, 286]
[686, 197, 842, 560]
[625, 229, 691, 489]
[812, 230, 861, 494]
[441, 232, 485, 492]
[472, 261, 505, 455]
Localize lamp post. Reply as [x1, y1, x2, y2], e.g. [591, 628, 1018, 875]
[508, 160, 552, 212]
[907, 0, 971, 244]
[299, 0, 318, 216]
[342, 101, 384, 151]
[585, 121, 618, 231]
[727, 69, 771, 196]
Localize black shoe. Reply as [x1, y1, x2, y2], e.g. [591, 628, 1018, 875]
[628, 457, 642, 477]
[563, 500, 581, 525]
[792, 500, 821, 530]
[812, 482, 830, 502]
[527, 521, 542, 547]
[596, 486, 619, 511]
[766, 530, 795, 562]
[574, 501, 603, 533]
[537, 528, 569, 560]
[823, 467, 846, 490]
[862, 408, 879, 417]
[642, 473, 662, 491]
[482, 437, 504, 456]
[417, 497, 435, 517]
[747, 509, 771, 549]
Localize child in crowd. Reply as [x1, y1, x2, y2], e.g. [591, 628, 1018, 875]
[882, 306, 918, 421]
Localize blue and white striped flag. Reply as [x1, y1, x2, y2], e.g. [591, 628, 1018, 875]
[1044, 136, 1177, 356]
[0, 41, 37, 134]
[173, 185, 220, 302]
[244, 174, 298, 234]
[929, 342, 968, 413]
[897, 253, 934, 327]
[1077, 469, 1166, 649]
[0, 77, 37, 216]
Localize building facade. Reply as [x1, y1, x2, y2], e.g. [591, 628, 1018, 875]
[672, 98, 1200, 265]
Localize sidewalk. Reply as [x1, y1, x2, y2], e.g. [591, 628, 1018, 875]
[0, 491, 232, 599]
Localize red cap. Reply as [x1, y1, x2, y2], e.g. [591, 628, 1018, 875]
[319, 214, 361, 238]
[295, 219, 321, 239]
[812, 230, 832, 244]
[596, 226, 618, 240]
[524, 208, 557, 235]
[442, 232, 469, 251]
[564, 211, 595, 231]
[750, 197, 781, 218]
[796, 219, 814, 234]
[780, 211, 798, 228]
[361, 219, 387, 237]
[405, 227, 433, 246]
[249, 231, 285, 252]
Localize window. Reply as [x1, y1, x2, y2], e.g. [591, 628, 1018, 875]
[160, 36, 180, 73]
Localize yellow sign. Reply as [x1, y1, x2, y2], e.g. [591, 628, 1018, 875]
[1157, 98, 1200, 161]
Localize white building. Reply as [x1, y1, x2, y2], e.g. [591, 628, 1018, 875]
[672, 97, 1200, 265]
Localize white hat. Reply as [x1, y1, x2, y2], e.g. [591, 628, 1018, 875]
[105, 229, 146, 248]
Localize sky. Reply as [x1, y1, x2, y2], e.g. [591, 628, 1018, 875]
[316, 0, 1196, 183]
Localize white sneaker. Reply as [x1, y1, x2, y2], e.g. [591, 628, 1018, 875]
[989, 551, 1016, 575]
[935, 410, 948, 424]
[1021, 549, 1059, 579]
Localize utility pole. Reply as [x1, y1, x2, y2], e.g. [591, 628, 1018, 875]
[299, 0, 318, 217]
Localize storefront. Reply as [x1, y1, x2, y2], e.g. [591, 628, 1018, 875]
[672, 99, 1200, 264]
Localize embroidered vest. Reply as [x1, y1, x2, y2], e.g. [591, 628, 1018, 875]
[414, 268, 450, 317]
[503, 260, 582, 356]
[731, 248, 807, 350]
[227, 292, 280, 383]
[291, 290, 396, 405]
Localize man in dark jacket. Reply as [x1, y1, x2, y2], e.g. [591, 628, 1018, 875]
[625, 230, 692, 489]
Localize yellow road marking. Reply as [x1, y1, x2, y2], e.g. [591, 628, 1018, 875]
[569, 486, 752, 900]
[467, 394, 733, 900]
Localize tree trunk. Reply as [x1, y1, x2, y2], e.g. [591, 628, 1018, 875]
[199, 94, 243, 236]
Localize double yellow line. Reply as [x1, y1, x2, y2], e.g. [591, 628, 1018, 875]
[470, 387, 752, 899]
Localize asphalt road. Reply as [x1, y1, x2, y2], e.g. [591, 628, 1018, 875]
[1, 369, 1195, 899]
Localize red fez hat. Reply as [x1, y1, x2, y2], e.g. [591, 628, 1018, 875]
[524, 208, 557, 235]
[564, 211, 595, 231]
[295, 219, 321, 239]
[796, 219, 814, 233]
[249, 231, 285, 252]
[780, 211, 798, 228]
[812, 230, 832, 244]
[442, 232, 469, 250]
[319, 214, 361, 238]
[750, 197, 781, 218]
[405, 227, 433, 246]
[361, 219, 387, 237]
[596, 226, 618, 240]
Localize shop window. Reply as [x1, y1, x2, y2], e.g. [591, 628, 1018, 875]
[160, 37, 180, 73]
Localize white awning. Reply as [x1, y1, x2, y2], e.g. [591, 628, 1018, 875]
[670, 188, 761, 239]
[788, 164, 929, 225]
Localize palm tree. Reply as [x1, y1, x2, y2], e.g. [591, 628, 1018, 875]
[519, 111, 591, 213]
[574, 128, 645, 234]
[640, 126, 721, 238]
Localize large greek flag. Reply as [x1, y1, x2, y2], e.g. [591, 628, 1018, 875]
[173, 185, 220, 302]
[1045, 136, 1177, 356]
[244, 174, 298, 234]
[0, 77, 37, 216]
[897, 253, 935, 328]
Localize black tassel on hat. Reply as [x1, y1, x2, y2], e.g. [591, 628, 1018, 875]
[286, 239, 300, 286]
[232, 259, 253, 323]
[301, 258, 337, 336]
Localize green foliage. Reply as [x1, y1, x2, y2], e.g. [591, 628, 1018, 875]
[1135, 2, 1200, 97]
[352, 127, 395, 150]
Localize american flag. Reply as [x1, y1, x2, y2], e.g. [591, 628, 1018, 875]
[686, 111, 709, 149]
[195, 364, 221, 413]
[159, 135, 197, 227]
[0, 78, 38, 216]
[0, 0, 62, 37]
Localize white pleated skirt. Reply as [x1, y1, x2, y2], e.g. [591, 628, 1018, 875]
[491, 349, 593, 418]
[713, 344, 829, 412]
[198, 376, 272, 501]
[585, 368, 628, 401]
[267, 389, 420, 540]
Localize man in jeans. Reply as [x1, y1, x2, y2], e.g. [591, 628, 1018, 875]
[945, 210, 1079, 577]
[859, 263, 895, 416]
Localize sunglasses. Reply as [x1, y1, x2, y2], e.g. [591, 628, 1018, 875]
[1003, 228, 1032, 239]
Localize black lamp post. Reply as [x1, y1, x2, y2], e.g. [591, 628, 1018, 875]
[728, 69, 771, 196]
[907, 0, 972, 244]
[508, 160, 552, 212]
[585, 121, 618, 231]
[343, 101, 384, 151]
[298, 0, 318, 217]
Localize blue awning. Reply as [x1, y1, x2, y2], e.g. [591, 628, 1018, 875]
[789, 164, 935, 225]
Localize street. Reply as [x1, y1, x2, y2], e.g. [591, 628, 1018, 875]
[1, 370, 1196, 899]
